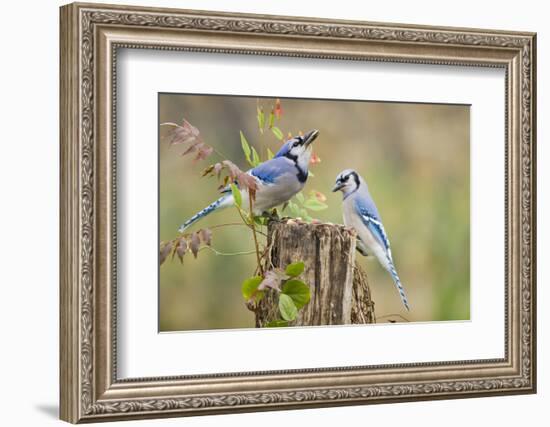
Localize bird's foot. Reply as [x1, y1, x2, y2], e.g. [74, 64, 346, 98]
[261, 209, 280, 223]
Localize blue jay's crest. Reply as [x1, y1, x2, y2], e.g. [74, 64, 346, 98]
[274, 129, 319, 183]
[334, 168, 410, 311]
[275, 129, 319, 159]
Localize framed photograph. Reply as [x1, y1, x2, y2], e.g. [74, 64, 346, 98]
[60, 2, 537, 423]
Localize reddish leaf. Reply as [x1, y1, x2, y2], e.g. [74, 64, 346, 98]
[257, 106, 265, 133]
[167, 127, 194, 146]
[176, 239, 188, 263]
[268, 109, 275, 129]
[163, 118, 216, 163]
[236, 173, 258, 201]
[258, 269, 289, 291]
[213, 162, 223, 178]
[274, 98, 283, 119]
[236, 172, 257, 191]
[199, 228, 212, 246]
[159, 242, 173, 265]
[311, 190, 327, 202]
[202, 160, 254, 198]
[181, 118, 200, 135]
[162, 118, 201, 146]
[310, 151, 321, 165]
[195, 145, 214, 162]
[190, 232, 201, 258]
[202, 164, 215, 176]
[181, 141, 200, 156]
[222, 160, 243, 180]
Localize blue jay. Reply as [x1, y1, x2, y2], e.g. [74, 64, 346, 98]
[179, 129, 319, 232]
[333, 169, 410, 311]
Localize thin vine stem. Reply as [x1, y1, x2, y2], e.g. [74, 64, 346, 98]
[209, 221, 267, 237]
[376, 314, 410, 322]
[248, 193, 264, 276]
[200, 246, 256, 257]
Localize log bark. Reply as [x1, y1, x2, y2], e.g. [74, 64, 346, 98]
[256, 220, 375, 327]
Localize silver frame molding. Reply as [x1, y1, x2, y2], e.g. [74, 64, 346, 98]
[60, 2, 536, 423]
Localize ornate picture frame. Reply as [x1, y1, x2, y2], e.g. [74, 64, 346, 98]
[60, 2, 536, 423]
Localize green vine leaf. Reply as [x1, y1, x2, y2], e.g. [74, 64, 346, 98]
[240, 131, 252, 165]
[285, 201, 302, 218]
[251, 146, 261, 167]
[279, 293, 298, 321]
[282, 279, 311, 309]
[271, 126, 284, 140]
[303, 198, 328, 211]
[257, 106, 265, 133]
[285, 261, 305, 277]
[241, 276, 263, 300]
[254, 215, 268, 226]
[265, 320, 289, 328]
[231, 183, 242, 208]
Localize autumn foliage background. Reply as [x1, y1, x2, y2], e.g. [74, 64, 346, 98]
[159, 94, 470, 331]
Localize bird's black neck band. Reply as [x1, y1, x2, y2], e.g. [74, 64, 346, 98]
[284, 152, 298, 162]
[295, 164, 308, 183]
[343, 173, 360, 199]
[351, 172, 360, 189]
[285, 152, 308, 183]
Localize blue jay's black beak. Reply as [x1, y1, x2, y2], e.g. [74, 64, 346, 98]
[303, 129, 319, 146]
[332, 182, 344, 192]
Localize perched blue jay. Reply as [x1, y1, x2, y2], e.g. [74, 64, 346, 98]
[333, 169, 410, 311]
[179, 129, 319, 232]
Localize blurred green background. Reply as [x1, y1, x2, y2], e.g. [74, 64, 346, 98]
[159, 94, 470, 331]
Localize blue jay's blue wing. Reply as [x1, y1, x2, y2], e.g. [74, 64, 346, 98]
[353, 191, 381, 221]
[249, 157, 290, 184]
[354, 197, 409, 309]
[365, 216, 391, 253]
[353, 198, 390, 252]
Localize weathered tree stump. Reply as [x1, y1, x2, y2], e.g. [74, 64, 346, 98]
[256, 220, 375, 327]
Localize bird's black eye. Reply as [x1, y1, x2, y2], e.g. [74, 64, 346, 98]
[343, 175, 349, 182]
[292, 140, 300, 147]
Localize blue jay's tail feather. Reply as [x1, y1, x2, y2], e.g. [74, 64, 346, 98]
[387, 259, 410, 311]
[178, 195, 232, 233]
